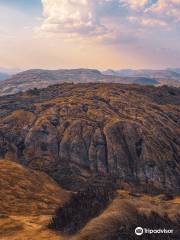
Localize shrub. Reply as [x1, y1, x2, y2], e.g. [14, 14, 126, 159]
[48, 182, 116, 234]
[27, 88, 40, 95]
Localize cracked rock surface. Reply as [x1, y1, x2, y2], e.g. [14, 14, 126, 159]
[0, 83, 179, 192]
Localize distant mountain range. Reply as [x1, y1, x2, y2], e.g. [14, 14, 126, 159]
[0, 68, 179, 96]
[103, 68, 180, 79]
[0, 72, 10, 81]
[0, 69, 135, 96]
[0, 67, 21, 81]
[0, 67, 20, 74]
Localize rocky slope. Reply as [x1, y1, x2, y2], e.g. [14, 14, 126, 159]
[0, 83, 179, 193]
[1, 68, 179, 96]
[0, 160, 69, 215]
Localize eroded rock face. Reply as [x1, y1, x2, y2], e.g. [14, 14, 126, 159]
[0, 83, 179, 192]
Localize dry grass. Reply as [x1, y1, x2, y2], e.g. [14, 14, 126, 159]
[2, 109, 36, 129]
[0, 160, 70, 215]
[0, 160, 71, 239]
[76, 195, 180, 240]
[0, 161, 179, 240]
[0, 215, 63, 240]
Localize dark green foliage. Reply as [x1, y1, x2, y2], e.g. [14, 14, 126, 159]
[27, 88, 40, 96]
[48, 182, 116, 234]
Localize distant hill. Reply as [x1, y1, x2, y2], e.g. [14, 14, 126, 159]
[0, 69, 133, 96]
[0, 67, 20, 74]
[103, 68, 180, 79]
[166, 68, 180, 74]
[0, 72, 9, 81]
[0, 68, 179, 96]
[133, 77, 159, 85]
[104, 69, 138, 77]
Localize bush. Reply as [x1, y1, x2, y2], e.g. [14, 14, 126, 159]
[27, 88, 40, 95]
[48, 182, 116, 234]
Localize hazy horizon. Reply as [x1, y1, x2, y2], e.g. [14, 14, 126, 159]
[1, 66, 180, 75]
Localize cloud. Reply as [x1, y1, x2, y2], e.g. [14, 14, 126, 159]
[1, 0, 180, 70]
[40, 1, 180, 36]
[39, 0, 141, 47]
[141, 17, 168, 26]
[145, 0, 180, 22]
[121, 0, 150, 9]
[40, 0, 107, 35]
[121, 0, 180, 28]
[128, 15, 168, 27]
[38, 0, 180, 52]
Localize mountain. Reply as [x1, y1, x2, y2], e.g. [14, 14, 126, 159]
[0, 83, 179, 193]
[103, 68, 180, 79]
[0, 67, 21, 74]
[104, 69, 139, 77]
[0, 68, 128, 96]
[103, 68, 180, 87]
[0, 67, 21, 81]
[0, 83, 180, 239]
[0, 72, 9, 81]
[0, 68, 179, 96]
[167, 68, 180, 74]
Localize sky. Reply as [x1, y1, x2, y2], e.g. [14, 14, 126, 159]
[0, 0, 180, 70]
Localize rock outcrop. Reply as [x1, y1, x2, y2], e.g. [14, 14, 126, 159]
[0, 83, 179, 192]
